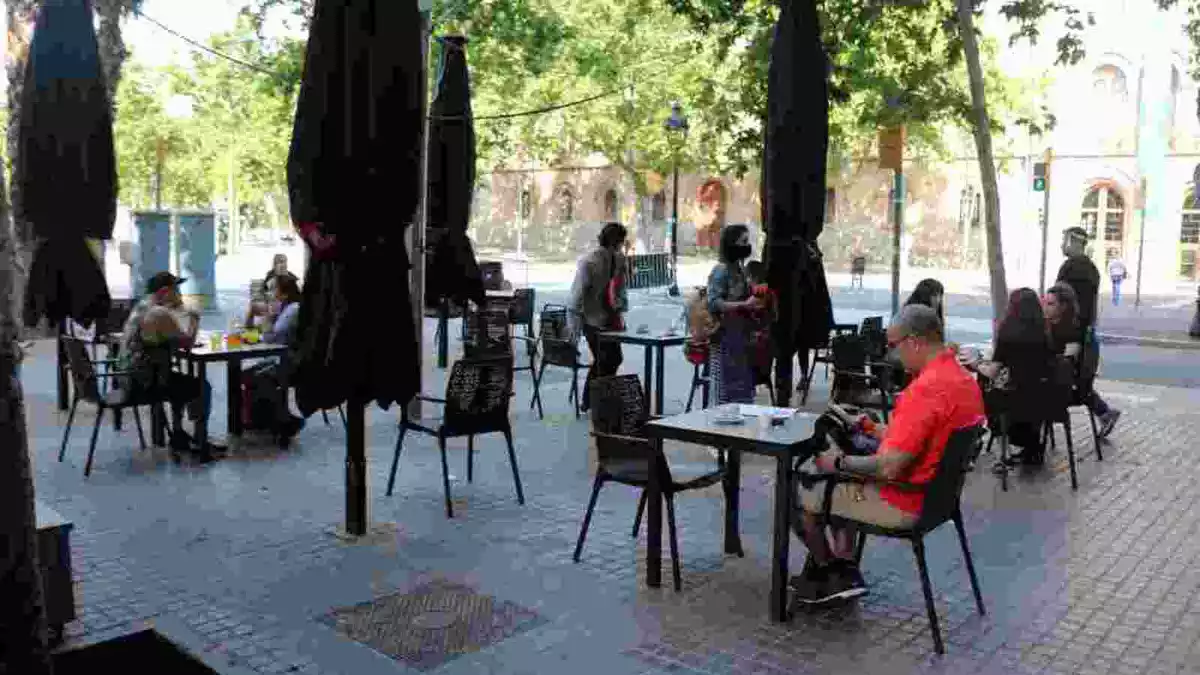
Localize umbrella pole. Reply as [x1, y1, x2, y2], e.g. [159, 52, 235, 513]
[345, 397, 367, 536]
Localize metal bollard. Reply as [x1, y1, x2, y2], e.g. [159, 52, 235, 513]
[1190, 286, 1200, 338]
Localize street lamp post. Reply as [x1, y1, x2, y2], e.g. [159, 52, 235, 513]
[665, 102, 688, 297]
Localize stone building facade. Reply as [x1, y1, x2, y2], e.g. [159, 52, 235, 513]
[468, 0, 1200, 293]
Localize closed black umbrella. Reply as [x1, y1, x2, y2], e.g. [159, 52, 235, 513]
[16, 0, 116, 328]
[762, 0, 833, 405]
[425, 35, 484, 311]
[287, 0, 424, 535]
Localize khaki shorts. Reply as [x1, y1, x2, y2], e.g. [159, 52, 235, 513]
[797, 460, 917, 529]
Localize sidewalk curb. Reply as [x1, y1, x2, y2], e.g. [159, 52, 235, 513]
[1098, 332, 1200, 350]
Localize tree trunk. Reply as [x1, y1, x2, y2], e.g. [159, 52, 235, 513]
[0, 153, 52, 673]
[94, 0, 131, 105]
[6, 0, 36, 337]
[957, 0, 1007, 324]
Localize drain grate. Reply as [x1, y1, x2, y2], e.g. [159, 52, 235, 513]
[320, 579, 544, 670]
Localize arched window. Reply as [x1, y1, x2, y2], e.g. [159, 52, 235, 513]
[556, 185, 574, 223]
[603, 188, 619, 221]
[1080, 185, 1125, 266]
[1092, 65, 1128, 102]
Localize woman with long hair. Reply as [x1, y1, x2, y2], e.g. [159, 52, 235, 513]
[904, 278, 946, 324]
[706, 224, 761, 404]
[1043, 282, 1082, 357]
[991, 287, 1054, 465]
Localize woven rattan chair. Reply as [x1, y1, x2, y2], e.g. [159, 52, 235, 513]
[531, 304, 588, 419]
[462, 304, 537, 384]
[800, 425, 986, 654]
[386, 357, 524, 518]
[59, 336, 158, 477]
[829, 333, 893, 421]
[573, 374, 725, 591]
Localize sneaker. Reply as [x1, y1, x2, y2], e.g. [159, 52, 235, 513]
[1098, 409, 1121, 439]
[790, 564, 835, 605]
[827, 559, 869, 601]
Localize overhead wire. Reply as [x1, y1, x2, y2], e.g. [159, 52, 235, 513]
[136, 11, 699, 123]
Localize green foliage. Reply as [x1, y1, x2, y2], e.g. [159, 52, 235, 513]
[113, 15, 298, 226]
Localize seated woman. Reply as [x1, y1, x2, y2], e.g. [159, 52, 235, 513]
[243, 275, 304, 442]
[246, 253, 300, 328]
[887, 278, 947, 390]
[988, 288, 1055, 466]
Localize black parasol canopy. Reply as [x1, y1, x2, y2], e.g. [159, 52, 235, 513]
[762, 0, 833, 352]
[287, 0, 424, 415]
[16, 0, 116, 328]
[425, 35, 484, 310]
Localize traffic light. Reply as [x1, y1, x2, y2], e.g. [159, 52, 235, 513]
[1033, 162, 1047, 192]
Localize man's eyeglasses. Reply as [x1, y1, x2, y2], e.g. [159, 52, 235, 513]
[887, 334, 915, 350]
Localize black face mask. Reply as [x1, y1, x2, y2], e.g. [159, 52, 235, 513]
[729, 244, 752, 261]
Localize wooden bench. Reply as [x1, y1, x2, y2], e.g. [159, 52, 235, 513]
[37, 502, 76, 644]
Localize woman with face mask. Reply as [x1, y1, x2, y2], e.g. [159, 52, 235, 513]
[706, 224, 762, 404]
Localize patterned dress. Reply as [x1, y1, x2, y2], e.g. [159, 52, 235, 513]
[706, 262, 755, 404]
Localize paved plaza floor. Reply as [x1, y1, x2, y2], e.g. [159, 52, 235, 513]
[21, 312, 1200, 675]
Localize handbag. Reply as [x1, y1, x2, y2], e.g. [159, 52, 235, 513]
[603, 253, 626, 331]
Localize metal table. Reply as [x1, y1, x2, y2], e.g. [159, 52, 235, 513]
[597, 330, 687, 416]
[643, 406, 818, 622]
[177, 338, 288, 448]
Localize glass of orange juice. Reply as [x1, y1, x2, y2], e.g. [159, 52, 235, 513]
[227, 333, 242, 348]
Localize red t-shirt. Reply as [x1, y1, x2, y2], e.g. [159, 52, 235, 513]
[878, 349, 985, 514]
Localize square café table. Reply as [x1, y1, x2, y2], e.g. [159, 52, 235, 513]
[643, 405, 818, 622]
[177, 336, 289, 448]
[598, 329, 688, 416]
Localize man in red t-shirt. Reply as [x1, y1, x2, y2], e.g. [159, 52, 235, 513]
[793, 304, 985, 605]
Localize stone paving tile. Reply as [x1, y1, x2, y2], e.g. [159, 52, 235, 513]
[20, 334, 1200, 674]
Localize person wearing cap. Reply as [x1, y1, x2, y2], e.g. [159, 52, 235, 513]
[1055, 227, 1121, 437]
[117, 272, 216, 458]
[792, 305, 985, 605]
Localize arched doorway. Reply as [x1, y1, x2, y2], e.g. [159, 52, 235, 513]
[1079, 184, 1126, 267]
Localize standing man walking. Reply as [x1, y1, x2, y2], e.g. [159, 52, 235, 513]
[1107, 256, 1127, 306]
[570, 222, 629, 412]
[1056, 227, 1121, 437]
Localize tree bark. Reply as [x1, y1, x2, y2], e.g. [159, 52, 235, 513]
[957, 0, 1007, 324]
[0, 152, 52, 673]
[94, 0, 132, 105]
[6, 0, 36, 336]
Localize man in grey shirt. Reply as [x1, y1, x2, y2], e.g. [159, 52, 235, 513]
[570, 222, 628, 411]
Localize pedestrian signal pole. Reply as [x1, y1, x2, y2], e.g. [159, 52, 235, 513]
[1034, 149, 1052, 294]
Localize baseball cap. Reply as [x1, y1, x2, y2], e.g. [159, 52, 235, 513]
[1062, 226, 1089, 241]
[145, 271, 186, 295]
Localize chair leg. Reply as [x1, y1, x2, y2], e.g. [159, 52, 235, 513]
[571, 367, 581, 419]
[1064, 418, 1078, 491]
[665, 493, 682, 592]
[321, 409, 330, 426]
[338, 405, 347, 429]
[439, 435, 455, 518]
[632, 489, 647, 538]
[85, 407, 106, 477]
[1089, 406, 1103, 460]
[467, 435, 475, 483]
[386, 423, 408, 497]
[59, 398, 79, 462]
[766, 380, 777, 406]
[853, 531, 867, 565]
[531, 361, 546, 419]
[953, 510, 986, 615]
[573, 474, 604, 562]
[503, 429, 525, 505]
[983, 429, 995, 456]
[912, 538, 945, 655]
[132, 407, 147, 451]
[1048, 421, 1057, 450]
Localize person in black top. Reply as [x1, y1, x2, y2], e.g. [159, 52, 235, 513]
[990, 288, 1054, 465]
[1054, 227, 1120, 437]
[904, 278, 946, 326]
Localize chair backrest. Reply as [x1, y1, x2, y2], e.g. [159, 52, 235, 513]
[830, 333, 868, 371]
[463, 305, 512, 360]
[539, 305, 579, 368]
[62, 336, 101, 403]
[479, 261, 506, 291]
[443, 357, 513, 435]
[914, 425, 986, 532]
[859, 317, 887, 359]
[509, 288, 535, 326]
[850, 256, 867, 274]
[588, 374, 656, 470]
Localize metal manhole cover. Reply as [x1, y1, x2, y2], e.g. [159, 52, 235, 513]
[319, 579, 545, 671]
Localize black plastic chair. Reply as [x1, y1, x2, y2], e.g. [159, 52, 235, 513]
[683, 338, 710, 413]
[850, 256, 867, 290]
[508, 288, 536, 341]
[387, 357, 524, 518]
[463, 303, 537, 396]
[802, 426, 987, 654]
[59, 336, 156, 477]
[531, 304, 588, 419]
[800, 323, 858, 406]
[829, 333, 893, 421]
[573, 375, 726, 592]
